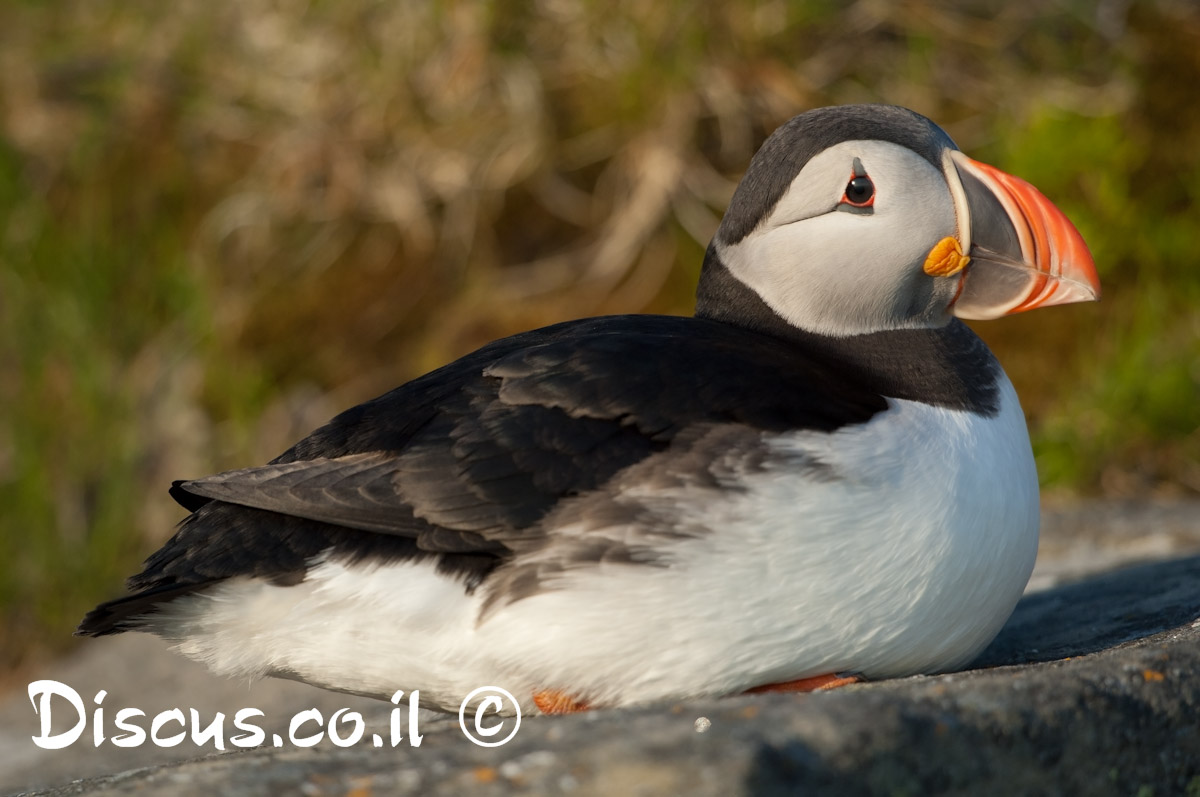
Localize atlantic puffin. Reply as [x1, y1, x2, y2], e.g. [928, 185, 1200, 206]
[79, 105, 1100, 715]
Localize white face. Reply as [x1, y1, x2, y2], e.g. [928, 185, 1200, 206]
[715, 140, 960, 337]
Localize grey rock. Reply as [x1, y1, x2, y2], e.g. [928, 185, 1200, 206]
[6, 501, 1200, 796]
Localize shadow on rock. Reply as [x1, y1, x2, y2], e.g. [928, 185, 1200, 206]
[973, 553, 1200, 668]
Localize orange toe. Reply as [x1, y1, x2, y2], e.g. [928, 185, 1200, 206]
[532, 689, 592, 714]
[745, 672, 863, 694]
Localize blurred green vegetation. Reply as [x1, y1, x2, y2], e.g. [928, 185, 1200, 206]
[1, 0, 1197, 673]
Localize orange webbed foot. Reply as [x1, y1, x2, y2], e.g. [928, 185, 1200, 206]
[532, 689, 592, 714]
[745, 672, 864, 694]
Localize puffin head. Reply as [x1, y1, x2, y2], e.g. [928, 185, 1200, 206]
[696, 105, 1100, 337]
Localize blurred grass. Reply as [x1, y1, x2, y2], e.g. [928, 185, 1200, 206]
[0, 0, 1197, 673]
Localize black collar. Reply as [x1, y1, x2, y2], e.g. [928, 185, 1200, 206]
[695, 250, 1000, 415]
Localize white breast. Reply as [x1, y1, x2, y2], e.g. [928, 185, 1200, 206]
[473, 373, 1039, 707]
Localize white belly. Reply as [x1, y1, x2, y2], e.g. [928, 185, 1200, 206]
[148, 378, 1039, 712]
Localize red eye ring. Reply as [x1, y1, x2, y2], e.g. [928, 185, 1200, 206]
[841, 174, 875, 207]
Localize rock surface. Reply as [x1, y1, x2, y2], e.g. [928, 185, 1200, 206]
[4, 500, 1200, 796]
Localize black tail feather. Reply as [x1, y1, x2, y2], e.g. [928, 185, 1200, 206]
[169, 480, 212, 512]
[75, 581, 218, 637]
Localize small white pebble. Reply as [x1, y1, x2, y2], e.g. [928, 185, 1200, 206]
[694, 716, 711, 733]
[520, 751, 558, 769]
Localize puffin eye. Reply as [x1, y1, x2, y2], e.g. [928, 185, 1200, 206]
[842, 175, 875, 208]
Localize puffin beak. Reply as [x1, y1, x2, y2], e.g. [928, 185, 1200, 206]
[933, 149, 1101, 319]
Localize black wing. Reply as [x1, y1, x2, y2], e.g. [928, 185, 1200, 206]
[78, 314, 886, 635]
